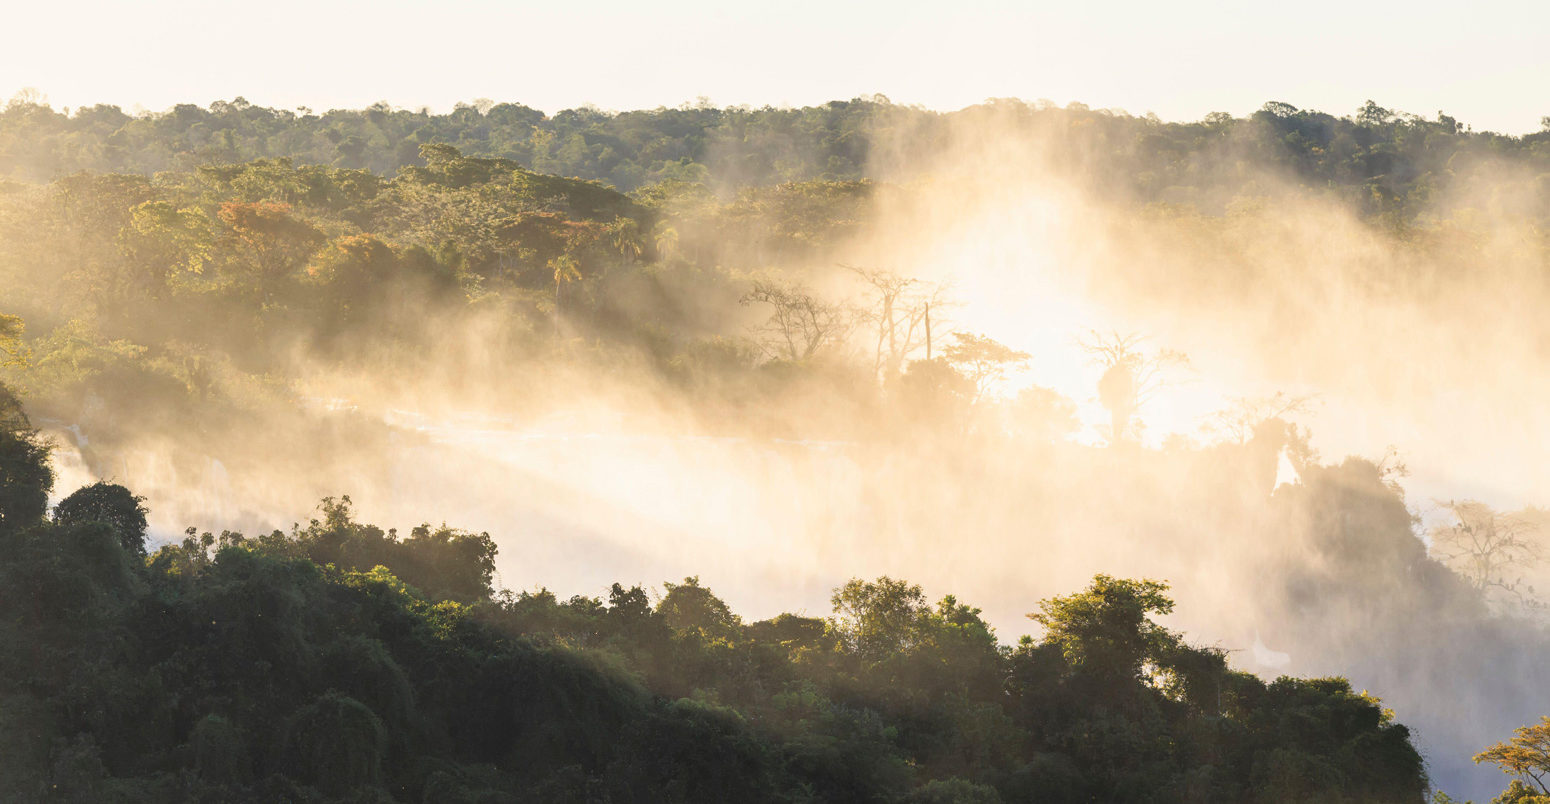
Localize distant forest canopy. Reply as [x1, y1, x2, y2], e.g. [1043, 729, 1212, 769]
[2, 104, 1549, 622]
[3, 92, 1550, 223]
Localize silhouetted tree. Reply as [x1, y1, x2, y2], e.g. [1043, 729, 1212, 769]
[741, 279, 854, 362]
[1079, 330, 1189, 445]
[53, 481, 149, 556]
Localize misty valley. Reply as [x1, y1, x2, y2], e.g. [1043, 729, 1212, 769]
[3, 96, 1550, 803]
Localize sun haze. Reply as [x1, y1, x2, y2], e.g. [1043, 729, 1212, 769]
[5, 0, 1549, 132]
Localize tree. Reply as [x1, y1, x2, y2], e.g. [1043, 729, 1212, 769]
[653, 223, 679, 261]
[941, 332, 1028, 406]
[829, 576, 930, 663]
[294, 496, 496, 604]
[216, 201, 324, 307]
[304, 234, 398, 325]
[117, 201, 213, 298]
[607, 217, 644, 264]
[1357, 100, 1396, 127]
[895, 357, 972, 428]
[399, 523, 498, 604]
[0, 381, 25, 434]
[1028, 574, 1177, 683]
[53, 482, 149, 556]
[405, 142, 519, 189]
[657, 576, 740, 640]
[549, 252, 582, 329]
[847, 266, 947, 381]
[1476, 717, 1550, 799]
[1079, 330, 1189, 445]
[1203, 391, 1318, 444]
[1430, 500, 1542, 610]
[740, 279, 853, 362]
[607, 582, 660, 640]
[282, 693, 387, 795]
[0, 384, 51, 532]
[0, 313, 25, 368]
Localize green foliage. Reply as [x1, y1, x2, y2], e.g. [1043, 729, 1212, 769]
[293, 496, 498, 604]
[829, 576, 931, 663]
[1493, 779, 1550, 803]
[0, 446, 1432, 803]
[4, 95, 1543, 230]
[905, 777, 1004, 804]
[117, 200, 213, 297]
[53, 481, 149, 556]
[657, 576, 740, 640]
[0, 314, 25, 367]
[0, 385, 51, 532]
[283, 692, 388, 795]
[1030, 574, 1175, 681]
[0, 98, 1480, 801]
[191, 713, 250, 785]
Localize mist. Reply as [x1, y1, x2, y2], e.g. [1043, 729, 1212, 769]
[5, 96, 1549, 798]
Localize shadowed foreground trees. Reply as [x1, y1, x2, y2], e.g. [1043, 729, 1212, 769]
[53, 481, 149, 556]
[0, 385, 50, 532]
[0, 412, 1427, 802]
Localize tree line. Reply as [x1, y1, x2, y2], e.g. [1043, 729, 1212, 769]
[0, 390, 1429, 801]
[4, 92, 1550, 224]
[3, 106, 1550, 800]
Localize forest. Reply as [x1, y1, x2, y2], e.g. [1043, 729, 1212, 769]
[0, 431, 1427, 801]
[2, 91, 1550, 226]
[3, 92, 1550, 801]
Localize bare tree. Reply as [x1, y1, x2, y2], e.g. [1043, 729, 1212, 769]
[845, 266, 950, 381]
[1203, 392, 1319, 444]
[1374, 445, 1410, 496]
[1078, 330, 1190, 445]
[1430, 500, 1542, 610]
[740, 280, 854, 362]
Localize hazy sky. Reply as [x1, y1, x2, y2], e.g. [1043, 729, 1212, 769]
[5, 0, 1548, 132]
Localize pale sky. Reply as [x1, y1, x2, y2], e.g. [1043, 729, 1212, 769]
[4, 0, 1548, 132]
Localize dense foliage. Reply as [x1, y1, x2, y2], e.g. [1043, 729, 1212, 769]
[0, 403, 1426, 801]
[3, 93, 1550, 225]
[3, 96, 1547, 801]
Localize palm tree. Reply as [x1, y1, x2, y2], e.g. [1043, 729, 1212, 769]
[609, 218, 643, 264]
[653, 224, 679, 261]
[548, 254, 582, 334]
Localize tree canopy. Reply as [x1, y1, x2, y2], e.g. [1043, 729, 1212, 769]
[0, 414, 1430, 801]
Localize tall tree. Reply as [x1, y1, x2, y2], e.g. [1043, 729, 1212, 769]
[847, 266, 947, 381]
[1079, 330, 1189, 446]
[216, 201, 324, 307]
[829, 576, 930, 663]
